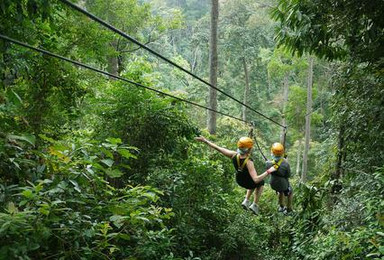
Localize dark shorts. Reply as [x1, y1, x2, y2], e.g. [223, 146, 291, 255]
[279, 186, 293, 196]
[236, 171, 265, 189]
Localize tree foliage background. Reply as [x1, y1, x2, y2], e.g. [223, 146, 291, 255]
[0, 0, 382, 259]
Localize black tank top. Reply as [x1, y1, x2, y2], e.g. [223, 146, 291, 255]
[232, 154, 264, 189]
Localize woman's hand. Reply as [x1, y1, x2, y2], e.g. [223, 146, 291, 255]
[267, 166, 277, 174]
[195, 136, 235, 158]
[195, 136, 207, 143]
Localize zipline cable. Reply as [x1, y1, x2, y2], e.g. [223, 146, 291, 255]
[0, 34, 248, 124]
[248, 123, 268, 161]
[58, 0, 286, 129]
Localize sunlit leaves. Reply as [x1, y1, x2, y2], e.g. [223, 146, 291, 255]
[6, 134, 36, 146]
[0, 134, 175, 258]
[271, 0, 384, 64]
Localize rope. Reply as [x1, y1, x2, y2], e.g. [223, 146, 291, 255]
[58, 0, 286, 129]
[248, 123, 268, 161]
[0, 34, 249, 124]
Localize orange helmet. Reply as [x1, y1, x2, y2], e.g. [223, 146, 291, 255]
[237, 137, 254, 149]
[271, 142, 284, 156]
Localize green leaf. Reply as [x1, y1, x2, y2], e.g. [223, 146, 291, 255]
[118, 233, 131, 241]
[7, 134, 36, 146]
[84, 228, 95, 238]
[22, 189, 34, 199]
[19, 200, 28, 206]
[117, 148, 137, 159]
[101, 159, 114, 167]
[38, 134, 56, 143]
[105, 169, 124, 178]
[110, 215, 127, 228]
[10, 159, 21, 170]
[11, 89, 22, 103]
[69, 180, 81, 193]
[39, 203, 50, 216]
[6, 202, 18, 214]
[100, 147, 114, 159]
[106, 138, 122, 145]
[136, 216, 150, 223]
[51, 200, 65, 206]
[29, 243, 40, 251]
[91, 162, 104, 170]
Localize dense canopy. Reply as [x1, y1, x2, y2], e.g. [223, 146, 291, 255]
[0, 0, 382, 259]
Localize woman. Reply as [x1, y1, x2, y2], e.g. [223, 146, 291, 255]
[195, 136, 276, 215]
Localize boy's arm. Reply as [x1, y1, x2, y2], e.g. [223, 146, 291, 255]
[286, 162, 291, 178]
[195, 136, 236, 158]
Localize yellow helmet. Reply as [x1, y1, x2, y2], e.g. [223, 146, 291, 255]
[271, 142, 284, 156]
[237, 137, 254, 149]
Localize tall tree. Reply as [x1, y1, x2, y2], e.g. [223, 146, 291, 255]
[296, 138, 302, 176]
[280, 72, 289, 145]
[262, 47, 307, 144]
[242, 57, 250, 121]
[85, 0, 183, 76]
[301, 56, 313, 182]
[220, 0, 275, 120]
[207, 0, 218, 134]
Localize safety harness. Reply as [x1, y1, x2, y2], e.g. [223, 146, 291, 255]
[272, 158, 284, 169]
[236, 154, 249, 172]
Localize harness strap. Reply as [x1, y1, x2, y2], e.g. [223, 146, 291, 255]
[236, 154, 249, 171]
[272, 158, 284, 169]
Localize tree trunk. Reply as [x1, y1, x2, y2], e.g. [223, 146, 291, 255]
[266, 69, 271, 99]
[107, 40, 119, 77]
[334, 124, 345, 180]
[191, 46, 199, 73]
[280, 73, 289, 145]
[254, 59, 261, 102]
[207, 0, 219, 134]
[328, 123, 345, 197]
[242, 57, 250, 122]
[296, 138, 302, 177]
[301, 57, 314, 182]
[32, 69, 51, 133]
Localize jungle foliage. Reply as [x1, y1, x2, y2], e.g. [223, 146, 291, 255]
[0, 0, 382, 259]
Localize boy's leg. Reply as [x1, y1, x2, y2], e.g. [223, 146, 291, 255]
[286, 191, 293, 211]
[278, 192, 285, 207]
[278, 192, 285, 212]
[282, 187, 293, 215]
